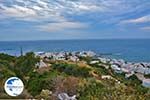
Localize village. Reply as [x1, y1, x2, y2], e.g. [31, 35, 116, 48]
[35, 51, 150, 89]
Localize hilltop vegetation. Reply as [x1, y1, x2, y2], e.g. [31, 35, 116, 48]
[0, 52, 149, 99]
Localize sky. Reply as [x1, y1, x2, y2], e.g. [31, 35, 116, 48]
[0, 0, 150, 41]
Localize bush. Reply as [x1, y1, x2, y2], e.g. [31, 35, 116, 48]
[15, 52, 39, 76]
[27, 78, 44, 96]
[0, 53, 15, 62]
[79, 80, 104, 100]
[52, 63, 91, 77]
[144, 74, 150, 78]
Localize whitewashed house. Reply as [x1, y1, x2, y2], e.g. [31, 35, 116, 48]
[101, 75, 113, 79]
[90, 60, 99, 64]
[111, 64, 122, 73]
[70, 56, 79, 62]
[36, 60, 48, 68]
[142, 79, 150, 88]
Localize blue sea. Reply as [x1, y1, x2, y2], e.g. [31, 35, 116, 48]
[0, 39, 150, 62]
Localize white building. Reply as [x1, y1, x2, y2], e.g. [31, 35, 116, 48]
[98, 57, 108, 64]
[101, 75, 113, 79]
[111, 64, 122, 73]
[125, 71, 134, 78]
[70, 56, 79, 62]
[90, 60, 99, 64]
[36, 60, 48, 68]
[142, 79, 150, 88]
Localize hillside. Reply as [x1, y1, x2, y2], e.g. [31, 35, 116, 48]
[0, 52, 149, 99]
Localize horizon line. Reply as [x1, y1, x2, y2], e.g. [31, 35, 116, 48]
[0, 38, 150, 42]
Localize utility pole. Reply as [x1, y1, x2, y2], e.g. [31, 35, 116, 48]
[20, 47, 23, 56]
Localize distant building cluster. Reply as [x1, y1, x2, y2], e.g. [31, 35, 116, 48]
[35, 51, 150, 88]
[90, 57, 150, 88]
[35, 51, 96, 61]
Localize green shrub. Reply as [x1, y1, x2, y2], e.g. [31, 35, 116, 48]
[79, 80, 104, 100]
[52, 63, 91, 77]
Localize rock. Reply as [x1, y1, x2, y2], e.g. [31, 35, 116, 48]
[58, 93, 76, 100]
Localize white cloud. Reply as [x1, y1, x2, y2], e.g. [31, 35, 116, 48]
[141, 26, 150, 30]
[0, 2, 66, 22]
[121, 15, 150, 24]
[37, 0, 47, 6]
[36, 21, 89, 32]
[66, 1, 104, 13]
[32, 6, 43, 10]
[0, 0, 149, 26]
[0, 4, 37, 19]
[0, 0, 112, 22]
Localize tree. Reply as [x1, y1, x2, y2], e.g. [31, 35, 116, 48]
[15, 52, 39, 76]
